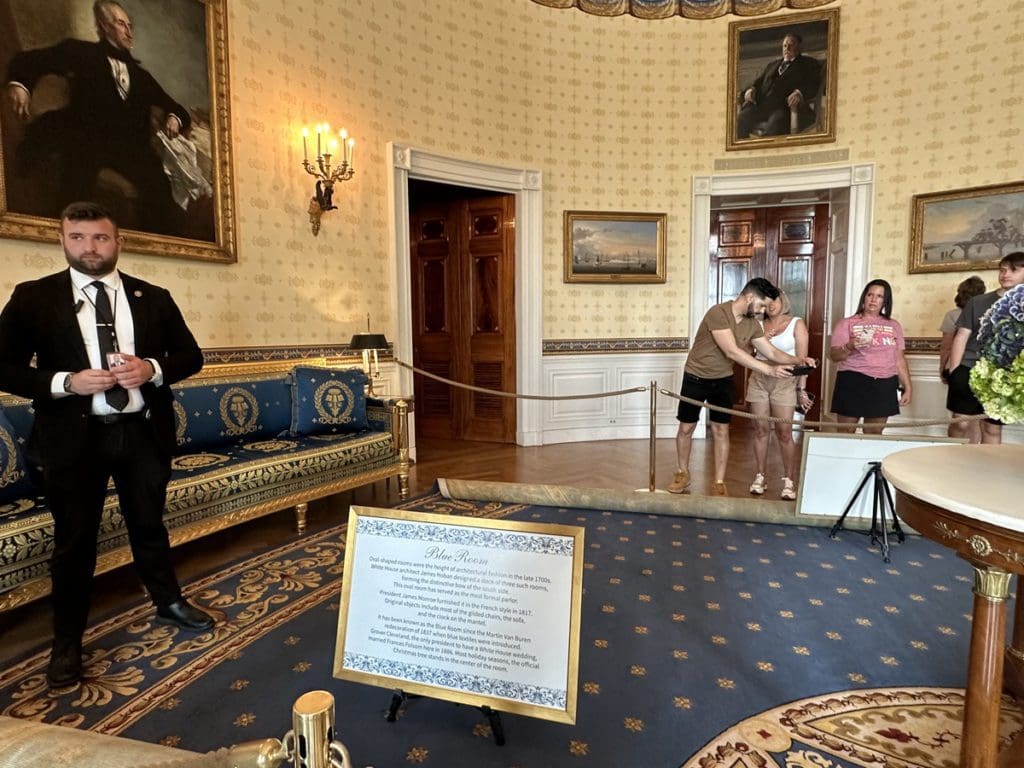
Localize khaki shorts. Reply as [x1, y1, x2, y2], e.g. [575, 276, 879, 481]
[746, 371, 798, 407]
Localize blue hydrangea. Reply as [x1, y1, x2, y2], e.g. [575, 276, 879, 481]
[978, 284, 1024, 368]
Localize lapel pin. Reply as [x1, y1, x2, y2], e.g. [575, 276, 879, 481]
[134, 290, 143, 297]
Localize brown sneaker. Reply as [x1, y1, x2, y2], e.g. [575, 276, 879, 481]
[667, 469, 691, 493]
[711, 482, 728, 497]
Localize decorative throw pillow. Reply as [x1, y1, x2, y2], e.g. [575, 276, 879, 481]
[289, 366, 368, 435]
[0, 406, 36, 508]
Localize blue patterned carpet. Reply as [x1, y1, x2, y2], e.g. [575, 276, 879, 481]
[0, 490, 1015, 767]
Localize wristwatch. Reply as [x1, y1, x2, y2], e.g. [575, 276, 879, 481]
[62, 373, 73, 393]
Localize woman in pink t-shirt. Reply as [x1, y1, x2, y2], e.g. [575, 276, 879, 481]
[828, 279, 912, 434]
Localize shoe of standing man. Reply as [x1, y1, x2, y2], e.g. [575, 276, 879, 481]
[156, 599, 216, 632]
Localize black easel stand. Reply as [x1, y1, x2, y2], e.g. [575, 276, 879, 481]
[828, 461, 905, 562]
[386, 690, 506, 746]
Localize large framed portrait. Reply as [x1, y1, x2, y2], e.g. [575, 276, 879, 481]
[563, 210, 667, 284]
[0, 0, 236, 263]
[726, 8, 839, 151]
[908, 181, 1024, 274]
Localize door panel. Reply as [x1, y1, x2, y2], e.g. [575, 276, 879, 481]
[410, 206, 457, 439]
[409, 186, 516, 442]
[709, 205, 829, 418]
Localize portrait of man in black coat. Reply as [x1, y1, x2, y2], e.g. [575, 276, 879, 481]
[736, 31, 823, 140]
[2, 0, 214, 240]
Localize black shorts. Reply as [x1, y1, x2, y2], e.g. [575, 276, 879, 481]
[945, 364, 984, 415]
[677, 372, 734, 424]
[946, 364, 1002, 424]
[830, 370, 899, 419]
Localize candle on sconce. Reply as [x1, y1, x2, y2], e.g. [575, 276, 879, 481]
[347, 138, 355, 170]
[315, 123, 322, 158]
[301, 127, 309, 162]
[339, 128, 348, 164]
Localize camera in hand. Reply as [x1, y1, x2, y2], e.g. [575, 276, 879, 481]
[789, 364, 816, 376]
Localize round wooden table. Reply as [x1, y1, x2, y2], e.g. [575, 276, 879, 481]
[883, 444, 1024, 768]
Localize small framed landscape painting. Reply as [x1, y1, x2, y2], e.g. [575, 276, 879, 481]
[563, 210, 667, 284]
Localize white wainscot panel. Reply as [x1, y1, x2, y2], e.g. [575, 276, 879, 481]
[548, 370, 611, 421]
[541, 354, 685, 444]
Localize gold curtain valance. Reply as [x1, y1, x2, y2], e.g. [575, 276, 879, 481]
[529, 0, 835, 20]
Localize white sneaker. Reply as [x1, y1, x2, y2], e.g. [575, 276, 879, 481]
[781, 477, 796, 500]
[749, 473, 766, 495]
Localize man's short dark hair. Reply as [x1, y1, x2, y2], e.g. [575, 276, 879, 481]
[955, 275, 986, 309]
[60, 201, 117, 226]
[1000, 251, 1024, 270]
[741, 277, 780, 301]
[784, 32, 803, 45]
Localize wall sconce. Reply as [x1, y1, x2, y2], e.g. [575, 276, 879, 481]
[349, 314, 389, 396]
[301, 123, 355, 236]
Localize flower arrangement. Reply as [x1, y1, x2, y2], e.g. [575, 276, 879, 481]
[970, 283, 1024, 423]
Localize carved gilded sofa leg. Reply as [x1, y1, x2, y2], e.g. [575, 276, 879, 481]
[295, 502, 309, 533]
[396, 399, 410, 500]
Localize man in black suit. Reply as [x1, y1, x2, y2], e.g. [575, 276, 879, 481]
[0, 201, 214, 690]
[4, 0, 189, 236]
[736, 31, 822, 139]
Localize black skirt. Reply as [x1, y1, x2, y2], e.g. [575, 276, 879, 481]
[831, 370, 900, 418]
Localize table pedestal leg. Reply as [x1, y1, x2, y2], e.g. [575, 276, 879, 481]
[962, 565, 1012, 768]
[1004, 579, 1024, 699]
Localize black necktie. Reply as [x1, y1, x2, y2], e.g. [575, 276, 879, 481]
[779, 60, 791, 75]
[91, 281, 129, 411]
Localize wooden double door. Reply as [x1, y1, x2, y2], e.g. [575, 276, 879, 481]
[709, 204, 829, 419]
[409, 185, 516, 442]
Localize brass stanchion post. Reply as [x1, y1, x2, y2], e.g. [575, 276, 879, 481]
[648, 380, 657, 492]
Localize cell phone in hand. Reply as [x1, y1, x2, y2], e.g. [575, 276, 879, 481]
[789, 364, 816, 376]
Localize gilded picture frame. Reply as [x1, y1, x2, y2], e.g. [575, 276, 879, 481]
[563, 210, 667, 284]
[908, 181, 1024, 274]
[726, 7, 839, 151]
[0, 0, 236, 263]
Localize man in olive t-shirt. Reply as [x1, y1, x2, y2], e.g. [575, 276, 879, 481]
[670, 278, 811, 496]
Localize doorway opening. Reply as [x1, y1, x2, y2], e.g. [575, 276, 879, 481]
[408, 180, 517, 443]
[693, 164, 875, 420]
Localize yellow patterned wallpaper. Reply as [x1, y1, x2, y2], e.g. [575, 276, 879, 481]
[0, 0, 1020, 344]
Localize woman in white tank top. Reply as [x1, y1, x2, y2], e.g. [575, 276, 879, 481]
[746, 291, 811, 500]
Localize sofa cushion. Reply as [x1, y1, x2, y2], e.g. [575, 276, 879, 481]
[0, 405, 38, 512]
[172, 375, 292, 452]
[289, 367, 368, 436]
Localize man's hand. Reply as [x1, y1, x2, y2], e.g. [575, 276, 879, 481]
[110, 354, 154, 389]
[6, 84, 30, 120]
[769, 365, 794, 379]
[786, 89, 804, 109]
[164, 114, 181, 138]
[743, 88, 755, 104]
[67, 369, 117, 395]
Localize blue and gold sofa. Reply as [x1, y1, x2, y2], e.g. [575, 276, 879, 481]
[0, 357, 409, 612]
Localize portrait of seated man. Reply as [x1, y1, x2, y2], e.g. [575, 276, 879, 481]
[2, 0, 215, 241]
[736, 30, 824, 140]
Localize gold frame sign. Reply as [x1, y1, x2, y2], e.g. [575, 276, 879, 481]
[334, 506, 585, 724]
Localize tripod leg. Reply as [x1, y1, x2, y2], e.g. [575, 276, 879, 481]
[880, 476, 906, 543]
[829, 465, 876, 539]
[874, 470, 891, 563]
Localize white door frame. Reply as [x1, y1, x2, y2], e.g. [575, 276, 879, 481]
[690, 164, 876, 345]
[387, 143, 545, 446]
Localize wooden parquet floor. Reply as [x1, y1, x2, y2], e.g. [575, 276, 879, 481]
[0, 426, 796, 660]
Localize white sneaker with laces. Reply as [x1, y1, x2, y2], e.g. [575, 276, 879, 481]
[749, 473, 766, 495]
[781, 477, 796, 500]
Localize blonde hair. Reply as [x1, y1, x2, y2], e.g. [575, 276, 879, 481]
[775, 290, 792, 315]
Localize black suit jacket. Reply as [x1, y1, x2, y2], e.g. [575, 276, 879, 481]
[6, 38, 191, 155]
[743, 54, 822, 112]
[0, 270, 202, 469]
